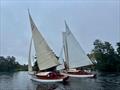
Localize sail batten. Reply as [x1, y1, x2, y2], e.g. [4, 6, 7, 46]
[63, 21, 92, 69]
[28, 11, 60, 71]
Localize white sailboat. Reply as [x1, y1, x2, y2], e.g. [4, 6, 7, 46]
[28, 11, 69, 83]
[61, 21, 95, 78]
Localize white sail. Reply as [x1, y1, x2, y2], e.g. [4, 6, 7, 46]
[63, 21, 92, 69]
[28, 11, 60, 70]
[62, 32, 69, 69]
[28, 38, 32, 72]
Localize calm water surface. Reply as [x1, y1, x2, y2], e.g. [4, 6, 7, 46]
[0, 71, 120, 90]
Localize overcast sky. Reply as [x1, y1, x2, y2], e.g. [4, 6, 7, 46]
[0, 0, 120, 64]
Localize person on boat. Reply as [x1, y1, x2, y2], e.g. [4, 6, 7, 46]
[48, 72, 57, 78]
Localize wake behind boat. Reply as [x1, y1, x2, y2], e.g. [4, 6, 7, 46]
[28, 11, 69, 83]
[61, 21, 95, 78]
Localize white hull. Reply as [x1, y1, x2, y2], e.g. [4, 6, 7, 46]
[31, 77, 65, 83]
[30, 72, 68, 83]
[31, 76, 68, 83]
[61, 72, 95, 78]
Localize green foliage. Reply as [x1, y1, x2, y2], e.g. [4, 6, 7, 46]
[90, 40, 120, 72]
[117, 42, 120, 56]
[0, 56, 28, 72]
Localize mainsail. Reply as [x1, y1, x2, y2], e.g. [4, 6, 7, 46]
[62, 32, 69, 69]
[63, 21, 92, 69]
[28, 38, 32, 72]
[28, 11, 60, 70]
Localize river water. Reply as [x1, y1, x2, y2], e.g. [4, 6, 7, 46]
[0, 71, 120, 90]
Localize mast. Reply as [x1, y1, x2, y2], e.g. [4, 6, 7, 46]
[63, 32, 69, 70]
[28, 10, 60, 71]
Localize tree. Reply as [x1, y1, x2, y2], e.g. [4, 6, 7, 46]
[116, 42, 120, 71]
[91, 39, 120, 72]
[117, 42, 120, 56]
[0, 56, 28, 72]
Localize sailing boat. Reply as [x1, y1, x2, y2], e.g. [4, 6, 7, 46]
[28, 11, 69, 83]
[61, 21, 95, 78]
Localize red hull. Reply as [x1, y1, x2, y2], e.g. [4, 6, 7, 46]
[35, 72, 69, 81]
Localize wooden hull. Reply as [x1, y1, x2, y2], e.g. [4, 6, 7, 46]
[30, 72, 69, 83]
[61, 70, 96, 78]
[61, 72, 95, 78]
[31, 76, 68, 83]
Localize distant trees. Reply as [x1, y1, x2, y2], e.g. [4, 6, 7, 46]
[0, 56, 28, 72]
[117, 42, 120, 56]
[89, 39, 120, 72]
[1, 40, 120, 72]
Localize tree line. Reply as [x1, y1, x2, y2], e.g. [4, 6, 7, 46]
[0, 39, 120, 72]
[88, 39, 120, 72]
[0, 56, 27, 72]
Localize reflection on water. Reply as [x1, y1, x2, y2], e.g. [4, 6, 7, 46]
[35, 83, 58, 90]
[0, 71, 120, 90]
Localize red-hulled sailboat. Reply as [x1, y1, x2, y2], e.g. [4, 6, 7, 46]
[61, 21, 96, 78]
[28, 11, 69, 83]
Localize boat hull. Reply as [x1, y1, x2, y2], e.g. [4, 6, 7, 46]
[61, 72, 95, 78]
[61, 69, 96, 78]
[30, 72, 69, 83]
[31, 76, 68, 83]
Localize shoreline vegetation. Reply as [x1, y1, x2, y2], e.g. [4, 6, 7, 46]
[0, 56, 28, 72]
[88, 39, 120, 72]
[0, 39, 120, 72]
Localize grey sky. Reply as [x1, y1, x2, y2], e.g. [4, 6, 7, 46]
[0, 0, 120, 64]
